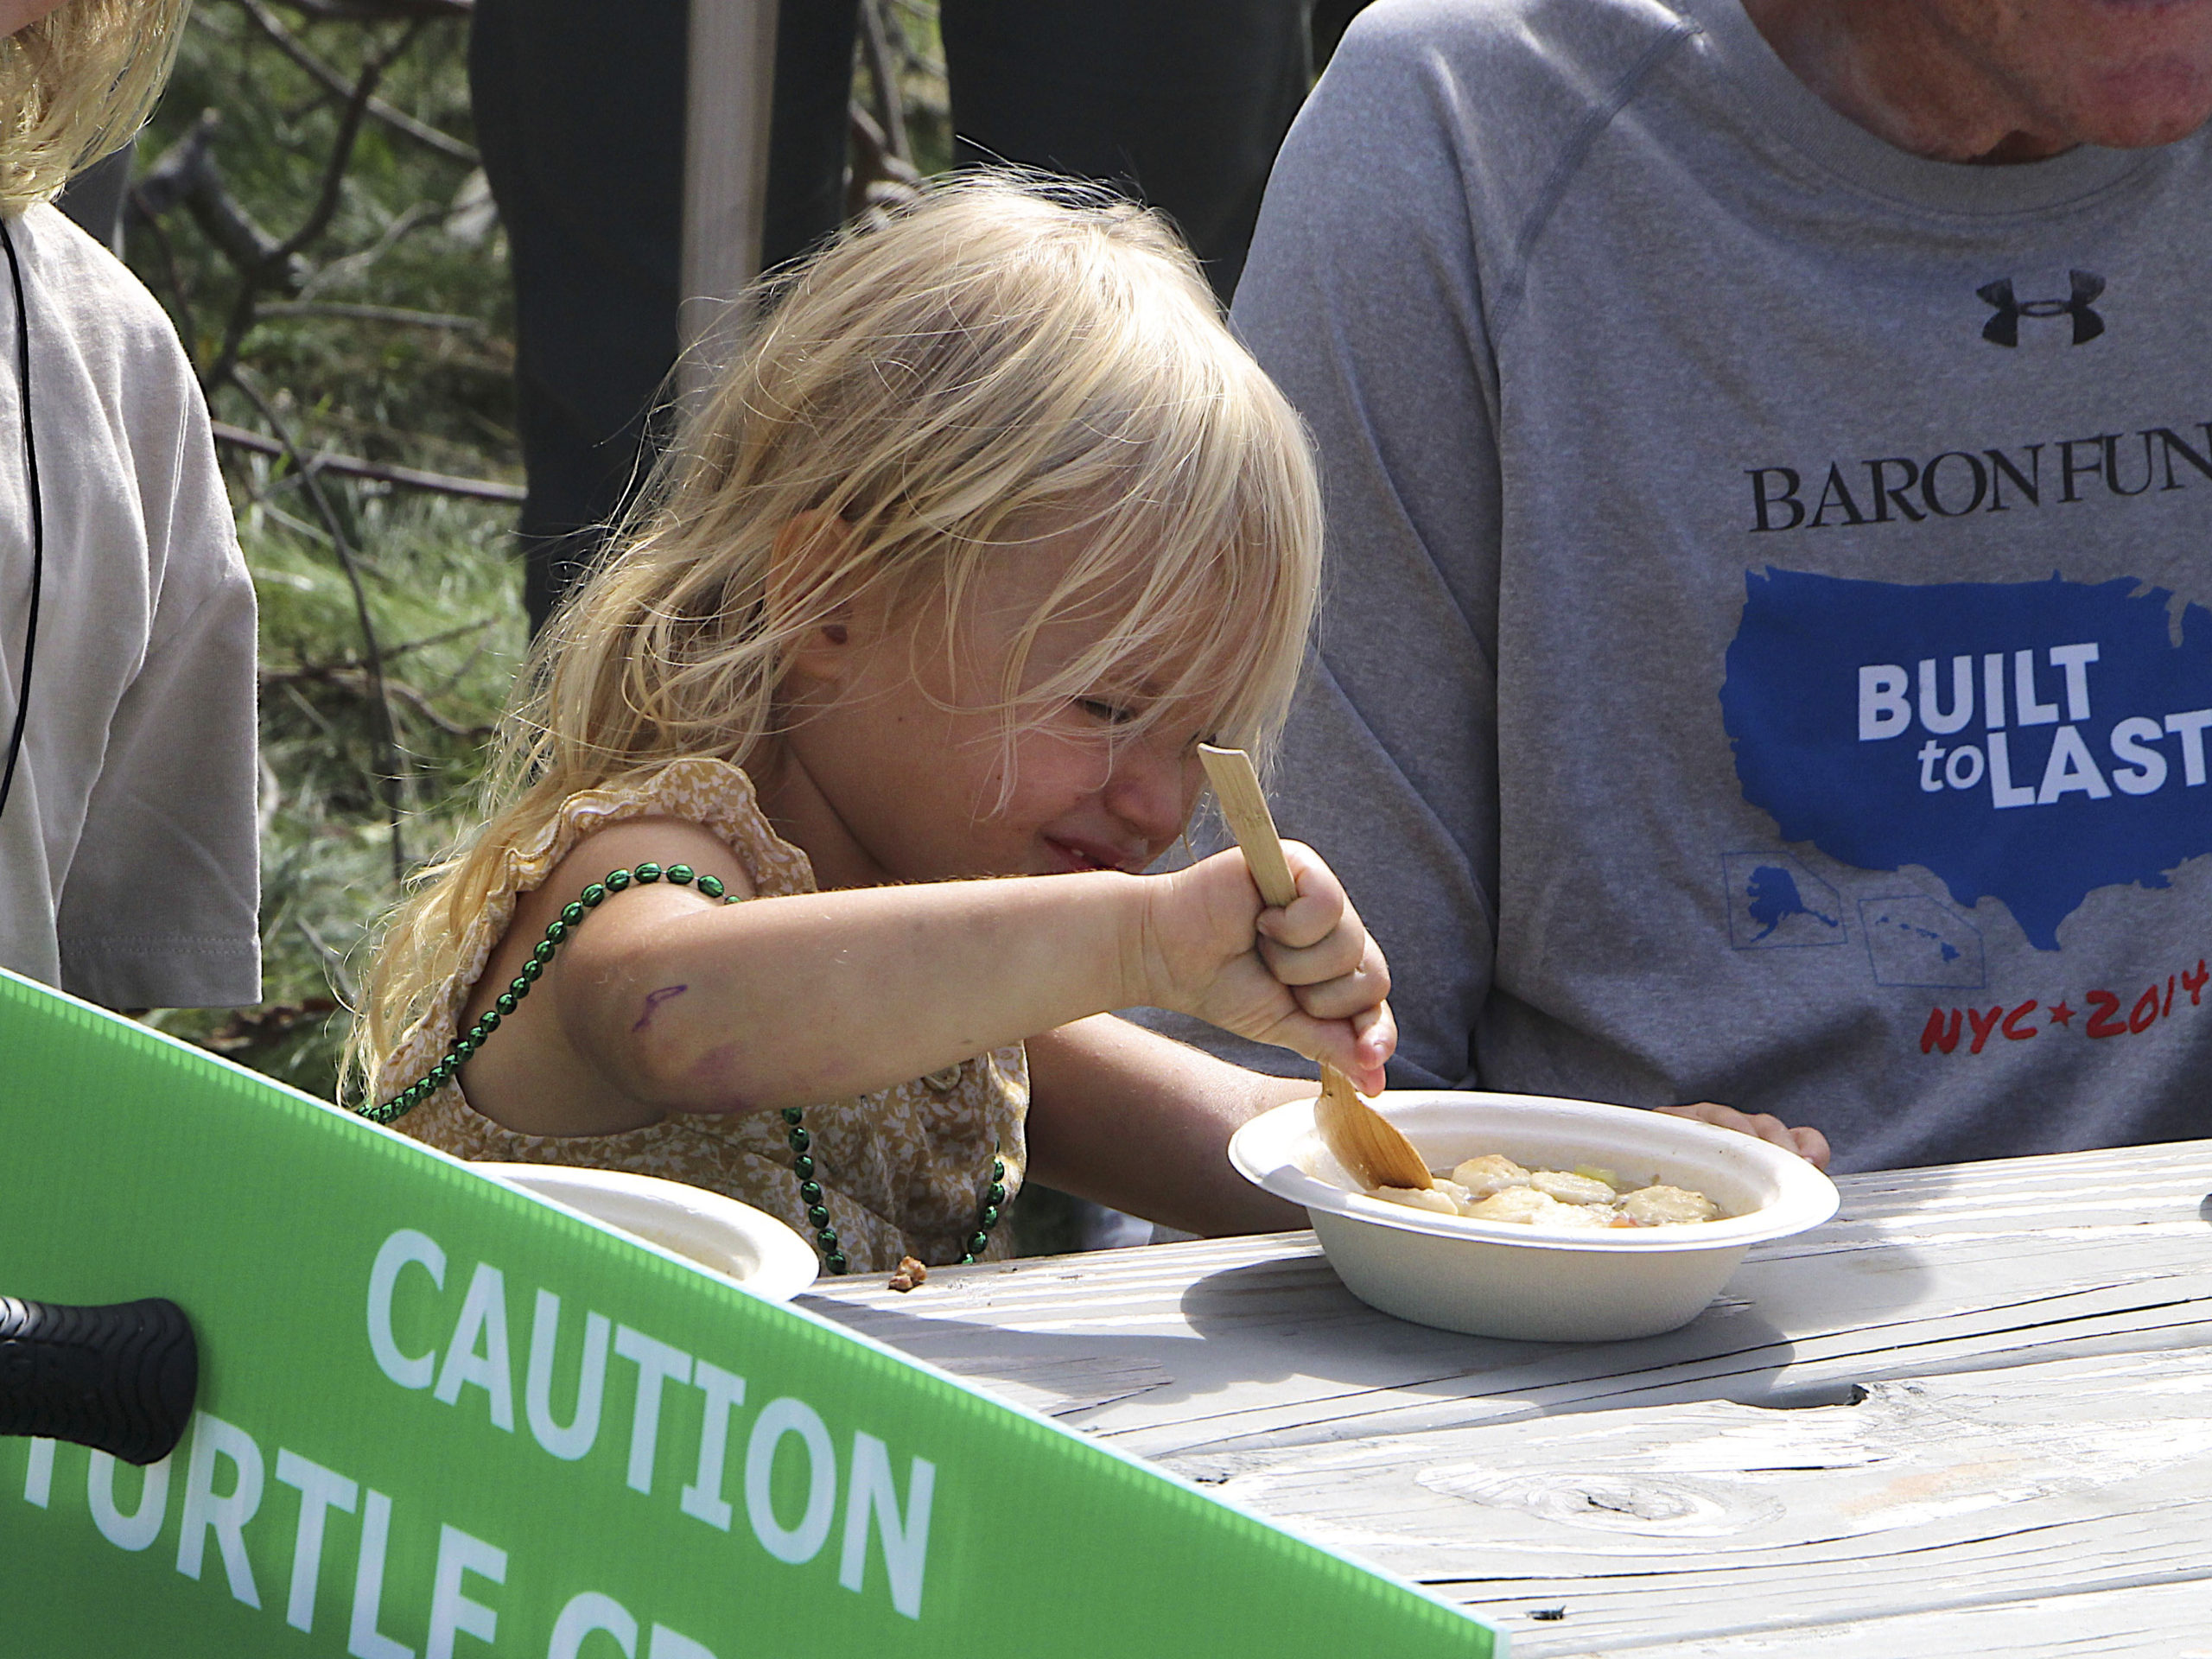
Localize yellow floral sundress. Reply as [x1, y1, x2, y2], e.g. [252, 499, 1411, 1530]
[372, 756, 1027, 1273]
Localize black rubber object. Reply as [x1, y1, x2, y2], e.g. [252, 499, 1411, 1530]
[0, 1297, 198, 1465]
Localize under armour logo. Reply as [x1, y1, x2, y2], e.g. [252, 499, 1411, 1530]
[1976, 270, 2106, 346]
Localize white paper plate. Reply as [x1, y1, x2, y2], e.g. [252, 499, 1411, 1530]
[478, 1163, 818, 1301]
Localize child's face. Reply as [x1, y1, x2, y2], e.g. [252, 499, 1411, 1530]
[772, 535, 1211, 889]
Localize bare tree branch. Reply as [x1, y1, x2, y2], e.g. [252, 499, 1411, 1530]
[254, 299, 483, 330]
[859, 0, 911, 165]
[887, 0, 948, 79]
[135, 111, 309, 294]
[291, 615, 496, 670]
[232, 0, 480, 165]
[213, 419, 524, 502]
[195, 19, 424, 392]
[277, 19, 425, 261]
[848, 102, 922, 219]
[294, 200, 435, 301]
[261, 661, 497, 741]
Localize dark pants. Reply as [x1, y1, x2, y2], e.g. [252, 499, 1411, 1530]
[474, 0, 1319, 629]
[767, 1, 1312, 301]
[468, 0, 688, 629]
[942, 0, 1311, 302]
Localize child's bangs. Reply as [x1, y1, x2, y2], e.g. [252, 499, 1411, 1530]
[952, 288, 1320, 775]
[992, 427, 1318, 769]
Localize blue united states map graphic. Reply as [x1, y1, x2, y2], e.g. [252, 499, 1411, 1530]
[1720, 569, 2212, 950]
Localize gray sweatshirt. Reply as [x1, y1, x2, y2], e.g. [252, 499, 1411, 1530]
[1171, 0, 2212, 1172]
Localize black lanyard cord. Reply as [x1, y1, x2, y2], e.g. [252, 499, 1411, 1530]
[0, 213, 39, 824]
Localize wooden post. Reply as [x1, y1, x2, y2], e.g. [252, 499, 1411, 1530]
[680, 0, 779, 401]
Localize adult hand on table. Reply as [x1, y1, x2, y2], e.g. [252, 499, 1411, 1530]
[1659, 1102, 1831, 1171]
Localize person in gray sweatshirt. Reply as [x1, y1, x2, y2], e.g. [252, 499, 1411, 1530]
[1158, 0, 2212, 1175]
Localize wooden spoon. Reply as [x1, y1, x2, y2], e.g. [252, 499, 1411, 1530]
[1197, 745, 1433, 1192]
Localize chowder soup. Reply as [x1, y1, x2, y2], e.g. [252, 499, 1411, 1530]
[1370, 1153, 1726, 1230]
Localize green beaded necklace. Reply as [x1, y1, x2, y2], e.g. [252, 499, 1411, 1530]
[356, 861, 1007, 1274]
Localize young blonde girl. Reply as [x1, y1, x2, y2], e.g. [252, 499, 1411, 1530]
[353, 177, 1393, 1274]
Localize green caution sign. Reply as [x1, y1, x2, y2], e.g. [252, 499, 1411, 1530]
[0, 970, 1496, 1656]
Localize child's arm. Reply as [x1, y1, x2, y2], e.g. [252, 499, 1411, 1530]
[451, 814, 1390, 1138]
[1022, 1014, 1315, 1236]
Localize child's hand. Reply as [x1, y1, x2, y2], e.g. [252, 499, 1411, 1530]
[1143, 842, 1395, 1091]
[1656, 1102, 1832, 1169]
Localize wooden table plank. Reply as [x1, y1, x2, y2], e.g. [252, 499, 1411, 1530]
[802, 1143, 2212, 1461]
[1173, 1348, 2212, 1650]
[1541, 1578, 2212, 1659]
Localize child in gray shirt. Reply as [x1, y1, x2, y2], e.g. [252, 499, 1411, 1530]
[0, 0, 259, 1010]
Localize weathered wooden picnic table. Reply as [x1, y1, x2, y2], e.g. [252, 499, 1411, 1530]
[800, 1140, 2212, 1656]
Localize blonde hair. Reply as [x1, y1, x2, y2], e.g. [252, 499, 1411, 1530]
[1, 0, 190, 216]
[353, 175, 1323, 1099]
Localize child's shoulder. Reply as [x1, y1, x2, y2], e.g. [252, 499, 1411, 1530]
[14, 204, 211, 481]
[537, 756, 815, 898]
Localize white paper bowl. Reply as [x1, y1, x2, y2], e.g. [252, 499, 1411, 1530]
[479, 1164, 818, 1301]
[1229, 1090, 1838, 1342]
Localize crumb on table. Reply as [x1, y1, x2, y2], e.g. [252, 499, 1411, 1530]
[887, 1255, 928, 1293]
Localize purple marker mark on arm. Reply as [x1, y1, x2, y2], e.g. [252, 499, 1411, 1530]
[632, 984, 689, 1033]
